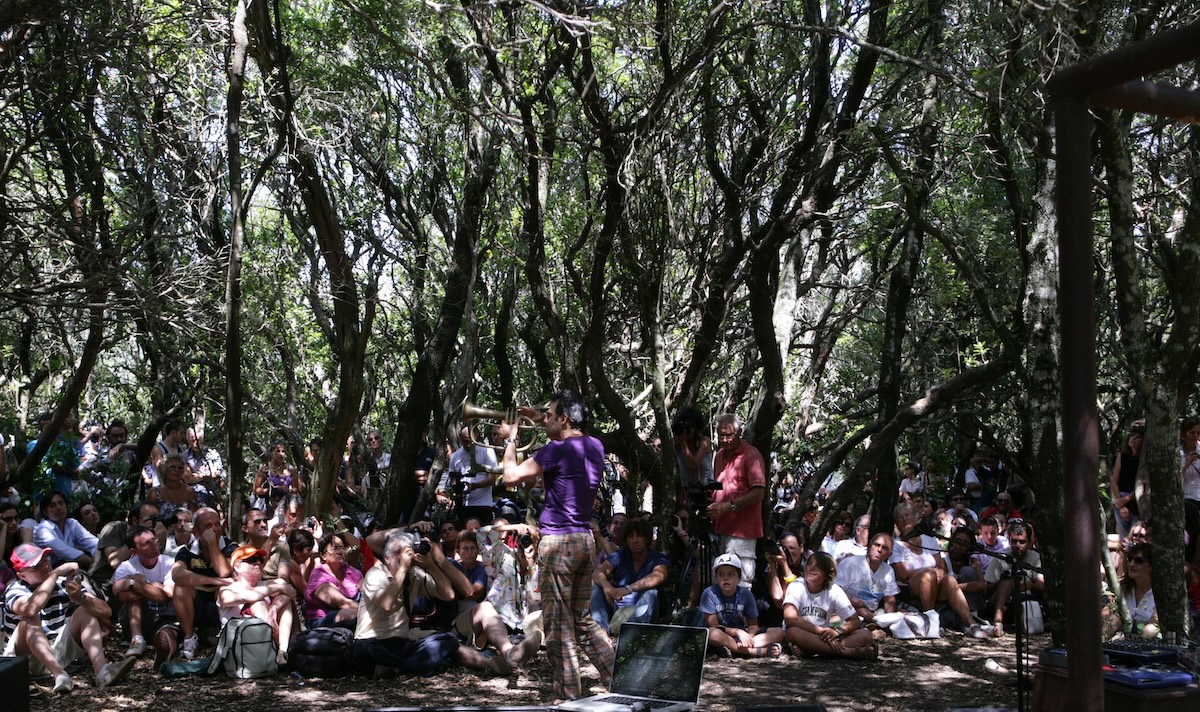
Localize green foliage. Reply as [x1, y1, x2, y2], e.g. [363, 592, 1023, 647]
[0, 2, 1198, 543]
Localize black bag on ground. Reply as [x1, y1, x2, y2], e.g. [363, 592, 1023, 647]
[289, 625, 355, 678]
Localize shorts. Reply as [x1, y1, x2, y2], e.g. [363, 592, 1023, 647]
[453, 609, 487, 650]
[2, 621, 85, 676]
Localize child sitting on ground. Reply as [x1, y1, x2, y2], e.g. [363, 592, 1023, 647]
[700, 553, 784, 658]
[783, 551, 876, 659]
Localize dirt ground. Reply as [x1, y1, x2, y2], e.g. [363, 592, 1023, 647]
[27, 629, 1041, 712]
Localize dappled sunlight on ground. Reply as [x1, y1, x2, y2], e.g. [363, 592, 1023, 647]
[38, 629, 1041, 711]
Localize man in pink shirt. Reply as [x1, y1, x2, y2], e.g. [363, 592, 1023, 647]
[706, 414, 766, 585]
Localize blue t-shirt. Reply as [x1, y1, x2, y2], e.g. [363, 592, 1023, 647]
[699, 585, 759, 629]
[454, 559, 489, 600]
[533, 435, 605, 534]
[605, 547, 671, 607]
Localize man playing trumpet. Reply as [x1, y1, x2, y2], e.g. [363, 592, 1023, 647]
[499, 390, 615, 703]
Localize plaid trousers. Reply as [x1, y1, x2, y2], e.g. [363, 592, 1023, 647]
[538, 532, 615, 700]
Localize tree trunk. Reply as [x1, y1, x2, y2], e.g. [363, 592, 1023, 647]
[223, 0, 250, 536]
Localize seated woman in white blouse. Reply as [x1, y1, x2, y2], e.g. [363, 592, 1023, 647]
[1105, 542, 1158, 638]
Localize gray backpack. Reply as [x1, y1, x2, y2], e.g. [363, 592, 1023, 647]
[207, 616, 279, 679]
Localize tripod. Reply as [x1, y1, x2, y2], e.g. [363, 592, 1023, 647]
[671, 514, 719, 624]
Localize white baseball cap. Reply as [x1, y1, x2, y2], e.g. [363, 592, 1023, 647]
[711, 553, 743, 574]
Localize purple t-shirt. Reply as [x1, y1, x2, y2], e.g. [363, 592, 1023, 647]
[533, 435, 605, 535]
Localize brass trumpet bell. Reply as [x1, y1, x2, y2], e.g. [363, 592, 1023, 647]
[459, 398, 544, 451]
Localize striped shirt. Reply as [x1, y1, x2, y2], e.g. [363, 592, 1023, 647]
[3, 577, 75, 638]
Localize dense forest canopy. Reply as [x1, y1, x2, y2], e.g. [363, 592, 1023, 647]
[3, 0, 1200, 638]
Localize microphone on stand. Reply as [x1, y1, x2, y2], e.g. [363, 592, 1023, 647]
[899, 518, 938, 542]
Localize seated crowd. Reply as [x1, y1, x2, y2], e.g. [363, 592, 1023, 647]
[5, 413, 1195, 699]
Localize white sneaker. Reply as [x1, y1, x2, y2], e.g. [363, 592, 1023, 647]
[126, 635, 149, 657]
[967, 623, 990, 640]
[53, 673, 73, 694]
[180, 634, 199, 660]
[96, 656, 136, 688]
[507, 630, 543, 666]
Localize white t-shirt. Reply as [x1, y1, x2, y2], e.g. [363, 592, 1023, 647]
[1181, 447, 1200, 501]
[834, 539, 866, 562]
[837, 554, 900, 610]
[446, 446, 499, 508]
[113, 554, 175, 615]
[783, 580, 855, 626]
[889, 535, 944, 573]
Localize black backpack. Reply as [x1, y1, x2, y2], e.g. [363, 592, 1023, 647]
[288, 626, 355, 678]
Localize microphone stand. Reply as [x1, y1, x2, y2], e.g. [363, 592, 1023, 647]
[982, 545, 1042, 712]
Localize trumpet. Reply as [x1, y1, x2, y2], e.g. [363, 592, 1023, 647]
[459, 399, 545, 452]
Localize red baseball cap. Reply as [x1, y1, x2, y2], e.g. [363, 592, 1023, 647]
[10, 543, 52, 572]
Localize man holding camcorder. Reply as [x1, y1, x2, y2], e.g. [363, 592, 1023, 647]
[706, 413, 767, 586]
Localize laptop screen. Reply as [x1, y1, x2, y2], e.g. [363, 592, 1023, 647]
[610, 624, 709, 703]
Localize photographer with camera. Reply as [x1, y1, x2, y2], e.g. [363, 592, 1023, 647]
[705, 414, 767, 585]
[672, 407, 713, 505]
[352, 530, 472, 676]
[441, 426, 500, 525]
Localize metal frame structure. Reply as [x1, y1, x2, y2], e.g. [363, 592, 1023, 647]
[1047, 20, 1200, 712]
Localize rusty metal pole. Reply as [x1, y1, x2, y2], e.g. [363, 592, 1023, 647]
[1054, 93, 1104, 712]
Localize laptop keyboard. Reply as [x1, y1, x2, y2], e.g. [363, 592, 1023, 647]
[601, 698, 677, 709]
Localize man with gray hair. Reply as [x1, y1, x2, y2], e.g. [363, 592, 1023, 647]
[352, 529, 509, 677]
[705, 413, 766, 584]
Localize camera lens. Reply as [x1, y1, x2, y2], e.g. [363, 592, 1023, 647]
[414, 541, 431, 555]
[519, 533, 533, 547]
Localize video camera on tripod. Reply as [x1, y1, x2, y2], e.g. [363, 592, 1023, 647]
[683, 481, 723, 522]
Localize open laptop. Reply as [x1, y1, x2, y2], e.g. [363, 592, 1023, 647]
[558, 623, 709, 712]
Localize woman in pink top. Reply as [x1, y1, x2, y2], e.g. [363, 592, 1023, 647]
[304, 531, 362, 627]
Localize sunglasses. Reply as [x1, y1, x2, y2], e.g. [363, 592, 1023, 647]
[1129, 556, 1147, 565]
[241, 557, 265, 566]
[251, 518, 269, 526]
